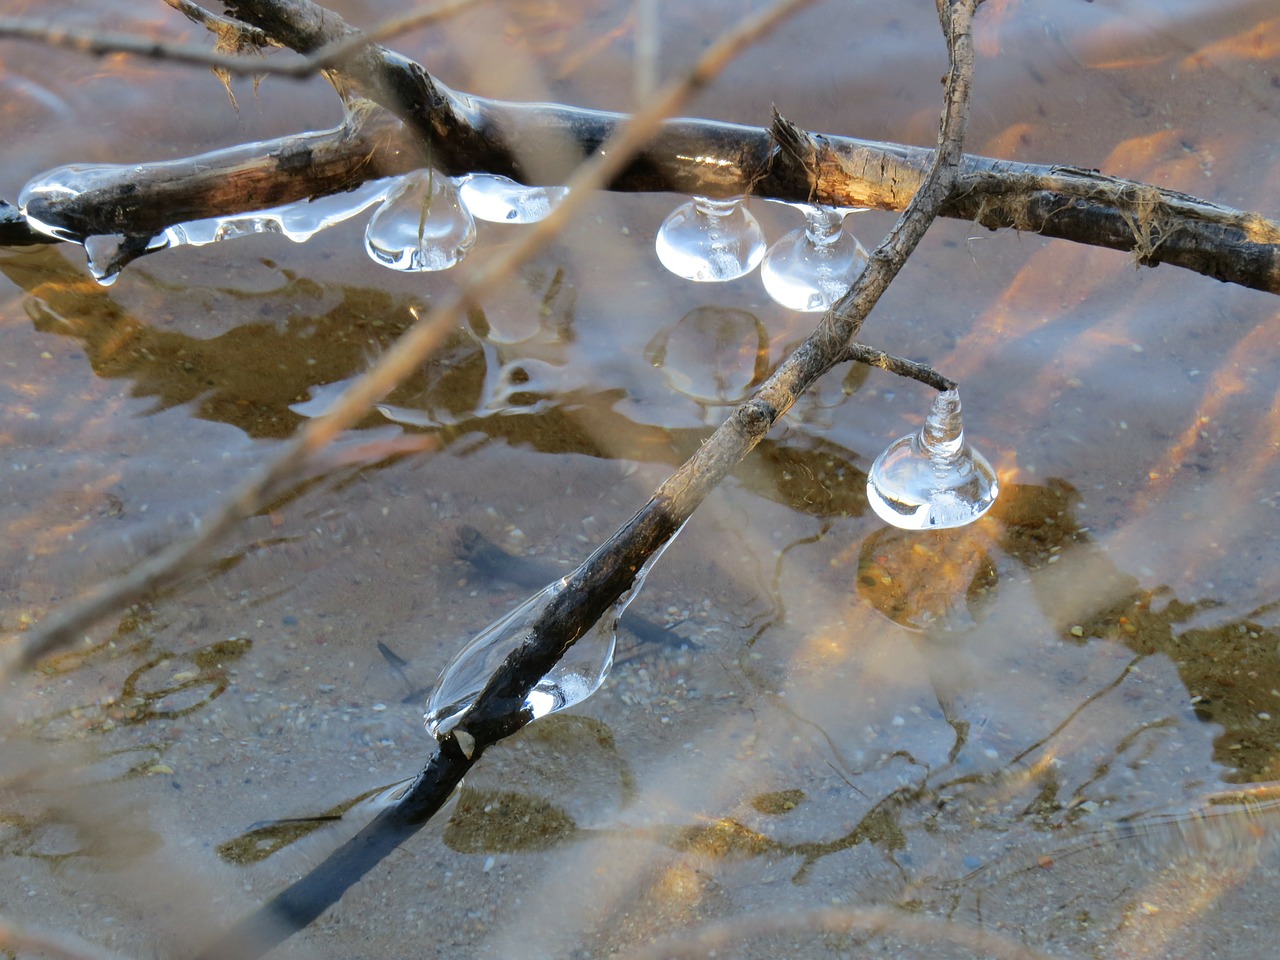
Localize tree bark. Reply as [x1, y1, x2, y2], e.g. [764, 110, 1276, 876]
[10, 0, 1278, 293]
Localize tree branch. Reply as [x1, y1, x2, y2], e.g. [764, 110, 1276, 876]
[838, 343, 956, 392]
[13, 7, 1276, 291]
[0, 0, 477, 78]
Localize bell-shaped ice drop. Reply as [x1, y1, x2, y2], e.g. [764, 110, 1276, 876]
[655, 196, 766, 282]
[760, 204, 869, 312]
[866, 389, 998, 530]
[364, 171, 475, 272]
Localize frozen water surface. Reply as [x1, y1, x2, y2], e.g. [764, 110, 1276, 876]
[1, 2, 1279, 959]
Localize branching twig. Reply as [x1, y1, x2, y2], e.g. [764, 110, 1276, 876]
[839, 343, 956, 392]
[188, 3, 979, 958]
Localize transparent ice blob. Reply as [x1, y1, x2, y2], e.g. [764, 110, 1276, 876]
[654, 196, 766, 282]
[82, 234, 164, 287]
[364, 170, 476, 272]
[163, 178, 393, 247]
[18, 162, 113, 242]
[459, 174, 568, 224]
[760, 204, 869, 312]
[21, 162, 395, 285]
[424, 522, 685, 750]
[866, 388, 999, 530]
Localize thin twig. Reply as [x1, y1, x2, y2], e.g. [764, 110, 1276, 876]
[160, 0, 271, 48]
[838, 343, 956, 392]
[0, 0, 478, 78]
[610, 905, 1059, 960]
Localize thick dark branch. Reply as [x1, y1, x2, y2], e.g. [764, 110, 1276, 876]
[20, 104, 424, 241]
[16, 66, 1278, 291]
[218, 0, 1279, 292]
[0, 201, 58, 246]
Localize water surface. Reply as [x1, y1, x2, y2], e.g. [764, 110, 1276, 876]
[2, 1, 1279, 958]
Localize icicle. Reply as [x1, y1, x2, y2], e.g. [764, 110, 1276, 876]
[866, 389, 999, 530]
[425, 522, 686, 743]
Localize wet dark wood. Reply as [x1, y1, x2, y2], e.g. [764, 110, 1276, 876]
[16, 80, 1279, 292]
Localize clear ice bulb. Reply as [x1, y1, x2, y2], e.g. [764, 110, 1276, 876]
[866, 388, 998, 530]
[760, 204, 868, 312]
[654, 196, 766, 282]
[425, 522, 684, 750]
[364, 170, 475, 272]
[459, 174, 568, 224]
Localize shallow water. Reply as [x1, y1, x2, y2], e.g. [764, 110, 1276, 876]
[1, 1, 1279, 958]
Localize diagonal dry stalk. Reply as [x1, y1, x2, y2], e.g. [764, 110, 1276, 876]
[0, 0, 479, 78]
[0, 0, 818, 666]
[611, 905, 1059, 960]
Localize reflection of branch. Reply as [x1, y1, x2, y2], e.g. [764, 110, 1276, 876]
[12, 4, 1278, 291]
[611, 906, 1057, 960]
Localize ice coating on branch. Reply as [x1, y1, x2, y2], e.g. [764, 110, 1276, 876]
[364, 171, 475, 272]
[18, 163, 121, 242]
[20, 161, 396, 285]
[424, 521, 686, 745]
[162, 179, 393, 247]
[19, 163, 391, 248]
[459, 174, 568, 224]
[866, 389, 999, 530]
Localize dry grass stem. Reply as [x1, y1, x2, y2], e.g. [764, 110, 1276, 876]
[0, 0, 818, 673]
[0, 0, 480, 78]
